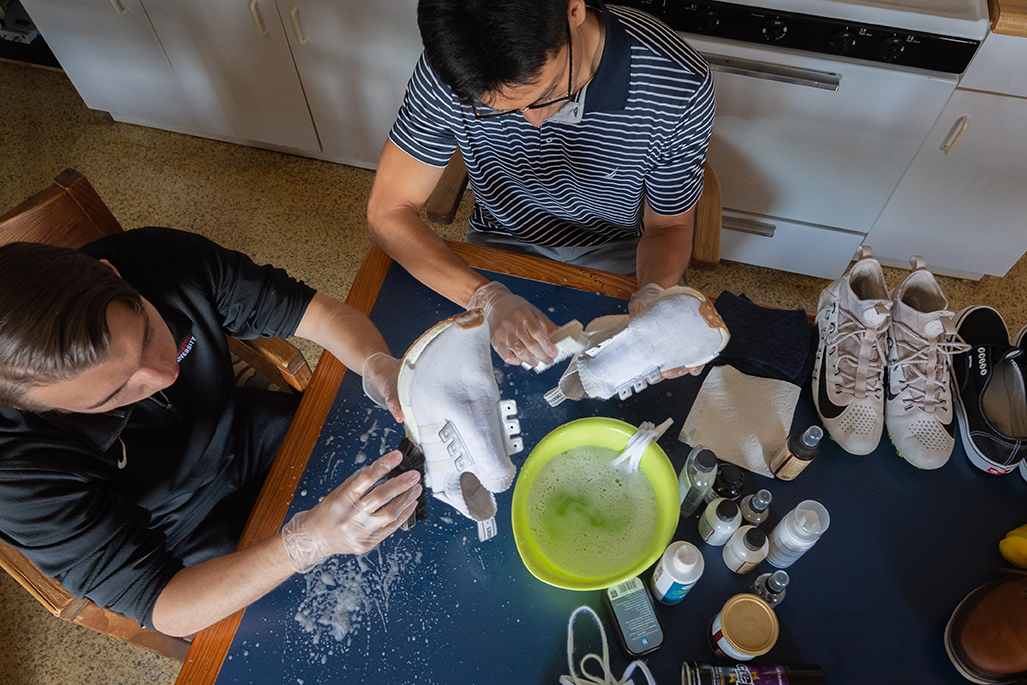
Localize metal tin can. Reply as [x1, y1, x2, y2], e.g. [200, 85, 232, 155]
[707, 594, 779, 661]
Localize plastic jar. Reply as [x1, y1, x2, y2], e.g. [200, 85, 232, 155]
[708, 594, 779, 661]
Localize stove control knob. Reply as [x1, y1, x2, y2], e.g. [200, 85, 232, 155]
[696, 8, 721, 33]
[762, 18, 788, 42]
[877, 36, 906, 61]
[829, 30, 857, 54]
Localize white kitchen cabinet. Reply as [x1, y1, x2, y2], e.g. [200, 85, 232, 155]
[866, 36, 1027, 279]
[142, 0, 320, 152]
[19, 0, 199, 131]
[279, 0, 422, 167]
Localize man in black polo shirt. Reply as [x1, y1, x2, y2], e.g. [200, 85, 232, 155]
[0, 227, 419, 637]
[367, 0, 714, 370]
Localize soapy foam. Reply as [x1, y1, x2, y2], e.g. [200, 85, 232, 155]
[527, 445, 657, 578]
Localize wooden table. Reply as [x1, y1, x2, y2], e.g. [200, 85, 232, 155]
[175, 241, 1024, 685]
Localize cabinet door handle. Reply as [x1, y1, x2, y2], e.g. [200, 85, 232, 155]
[109, 0, 128, 16]
[250, 0, 269, 37]
[290, 6, 308, 45]
[943, 115, 969, 155]
[723, 215, 777, 238]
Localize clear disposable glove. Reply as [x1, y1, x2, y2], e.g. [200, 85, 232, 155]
[361, 353, 403, 422]
[280, 450, 421, 573]
[467, 281, 559, 367]
[629, 282, 704, 380]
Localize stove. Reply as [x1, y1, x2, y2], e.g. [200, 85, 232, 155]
[624, 0, 989, 72]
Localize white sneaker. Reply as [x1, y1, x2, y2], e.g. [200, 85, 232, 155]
[813, 246, 891, 455]
[397, 310, 522, 524]
[885, 257, 969, 469]
[545, 286, 729, 406]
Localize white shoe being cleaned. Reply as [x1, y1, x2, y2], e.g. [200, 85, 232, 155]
[545, 286, 729, 406]
[885, 256, 969, 470]
[813, 246, 891, 455]
[398, 310, 522, 525]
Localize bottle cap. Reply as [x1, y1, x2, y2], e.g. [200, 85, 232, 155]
[768, 570, 789, 593]
[713, 463, 745, 495]
[802, 425, 824, 448]
[715, 499, 739, 522]
[671, 543, 702, 574]
[694, 448, 718, 472]
[743, 527, 767, 551]
[750, 489, 772, 512]
[793, 500, 830, 537]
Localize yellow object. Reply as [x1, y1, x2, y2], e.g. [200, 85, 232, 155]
[511, 417, 679, 591]
[999, 523, 1027, 568]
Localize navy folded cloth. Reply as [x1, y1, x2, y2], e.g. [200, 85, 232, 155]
[711, 291, 816, 386]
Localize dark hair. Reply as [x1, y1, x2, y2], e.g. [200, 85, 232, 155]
[0, 242, 143, 411]
[418, 0, 569, 104]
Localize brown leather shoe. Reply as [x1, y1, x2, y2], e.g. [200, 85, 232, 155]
[945, 573, 1027, 683]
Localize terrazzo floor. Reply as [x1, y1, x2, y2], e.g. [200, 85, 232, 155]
[2, 58, 1026, 685]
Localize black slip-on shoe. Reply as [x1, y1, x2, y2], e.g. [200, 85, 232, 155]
[953, 307, 1027, 475]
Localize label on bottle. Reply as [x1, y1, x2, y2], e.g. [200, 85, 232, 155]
[770, 446, 810, 481]
[651, 562, 697, 604]
[682, 662, 791, 685]
[767, 530, 810, 568]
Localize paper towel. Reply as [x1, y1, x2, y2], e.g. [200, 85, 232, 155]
[678, 365, 800, 478]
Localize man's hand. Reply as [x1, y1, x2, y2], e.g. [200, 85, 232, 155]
[362, 353, 403, 422]
[282, 451, 421, 571]
[468, 281, 559, 367]
[629, 282, 704, 380]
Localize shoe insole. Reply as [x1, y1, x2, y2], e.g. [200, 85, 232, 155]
[982, 360, 1027, 438]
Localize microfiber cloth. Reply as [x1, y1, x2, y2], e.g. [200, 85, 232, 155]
[712, 292, 815, 386]
[678, 365, 801, 478]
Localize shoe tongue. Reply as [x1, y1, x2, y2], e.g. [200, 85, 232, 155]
[860, 301, 890, 328]
[1004, 348, 1024, 362]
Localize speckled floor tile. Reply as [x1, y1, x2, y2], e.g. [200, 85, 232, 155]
[2, 56, 1027, 685]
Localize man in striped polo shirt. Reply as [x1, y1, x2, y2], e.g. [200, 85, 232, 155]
[367, 0, 714, 369]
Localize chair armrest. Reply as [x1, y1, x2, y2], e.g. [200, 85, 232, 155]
[227, 336, 312, 393]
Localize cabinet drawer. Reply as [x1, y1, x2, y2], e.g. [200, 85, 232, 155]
[961, 33, 1027, 99]
[720, 209, 864, 279]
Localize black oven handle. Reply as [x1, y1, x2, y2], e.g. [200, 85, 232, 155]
[704, 53, 841, 91]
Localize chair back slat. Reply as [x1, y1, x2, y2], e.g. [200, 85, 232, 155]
[0, 169, 123, 248]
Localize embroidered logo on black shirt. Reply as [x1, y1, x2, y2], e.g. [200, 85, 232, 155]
[177, 335, 196, 362]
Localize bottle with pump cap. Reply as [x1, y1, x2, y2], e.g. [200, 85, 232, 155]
[650, 541, 705, 605]
[767, 500, 831, 568]
[678, 446, 718, 518]
[771, 426, 824, 481]
[697, 498, 740, 546]
[739, 489, 772, 525]
[722, 526, 768, 574]
[704, 463, 745, 503]
[750, 570, 790, 608]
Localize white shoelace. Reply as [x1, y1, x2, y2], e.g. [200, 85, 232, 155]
[559, 606, 658, 685]
[890, 316, 969, 413]
[820, 302, 890, 400]
[610, 419, 673, 473]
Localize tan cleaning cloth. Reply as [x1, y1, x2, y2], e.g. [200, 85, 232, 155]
[678, 365, 800, 478]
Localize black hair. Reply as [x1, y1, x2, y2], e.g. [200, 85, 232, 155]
[0, 242, 143, 410]
[418, 0, 569, 104]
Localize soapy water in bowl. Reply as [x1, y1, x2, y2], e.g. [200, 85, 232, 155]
[527, 445, 657, 579]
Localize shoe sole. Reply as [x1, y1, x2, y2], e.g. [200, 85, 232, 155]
[397, 310, 485, 448]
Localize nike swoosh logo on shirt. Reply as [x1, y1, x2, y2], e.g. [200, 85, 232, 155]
[117, 439, 127, 470]
[818, 347, 845, 420]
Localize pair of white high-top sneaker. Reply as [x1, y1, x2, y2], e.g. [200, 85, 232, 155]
[813, 246, 969, 468]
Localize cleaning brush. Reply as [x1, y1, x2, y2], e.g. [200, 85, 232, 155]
[521, 320, 587, 373]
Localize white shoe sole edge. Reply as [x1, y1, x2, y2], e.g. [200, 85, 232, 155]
[954, 392, 1021, 475]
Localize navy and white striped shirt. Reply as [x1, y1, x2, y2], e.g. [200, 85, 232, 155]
[389, 2, 715, 247]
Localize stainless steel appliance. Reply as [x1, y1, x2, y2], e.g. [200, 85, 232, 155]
[621, 0, 989, 278]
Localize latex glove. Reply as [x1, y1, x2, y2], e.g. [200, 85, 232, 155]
[362, 352, 403, 422]
[467, 281, 558, 367]
[629, 282, 704, 380]
[280, 450, 421, 572]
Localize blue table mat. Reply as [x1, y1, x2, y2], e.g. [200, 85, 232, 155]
[215, 261, 1026, 685]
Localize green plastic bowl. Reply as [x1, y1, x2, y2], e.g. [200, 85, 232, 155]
[510, 417, 679, 591]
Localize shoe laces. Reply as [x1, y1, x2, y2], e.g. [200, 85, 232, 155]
[890, 315, 970, 413]
[819, 301, 890, 400]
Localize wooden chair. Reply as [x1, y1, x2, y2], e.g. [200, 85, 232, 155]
[424, 153, 722, 270]
[0, 168, 315, 661]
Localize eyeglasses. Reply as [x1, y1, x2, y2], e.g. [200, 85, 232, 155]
[472, 22, 575, 119]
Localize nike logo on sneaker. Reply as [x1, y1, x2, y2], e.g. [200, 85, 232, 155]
[817, 347, 846, 420]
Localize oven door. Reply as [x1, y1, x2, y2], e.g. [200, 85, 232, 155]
[683, 34, 957, 276]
